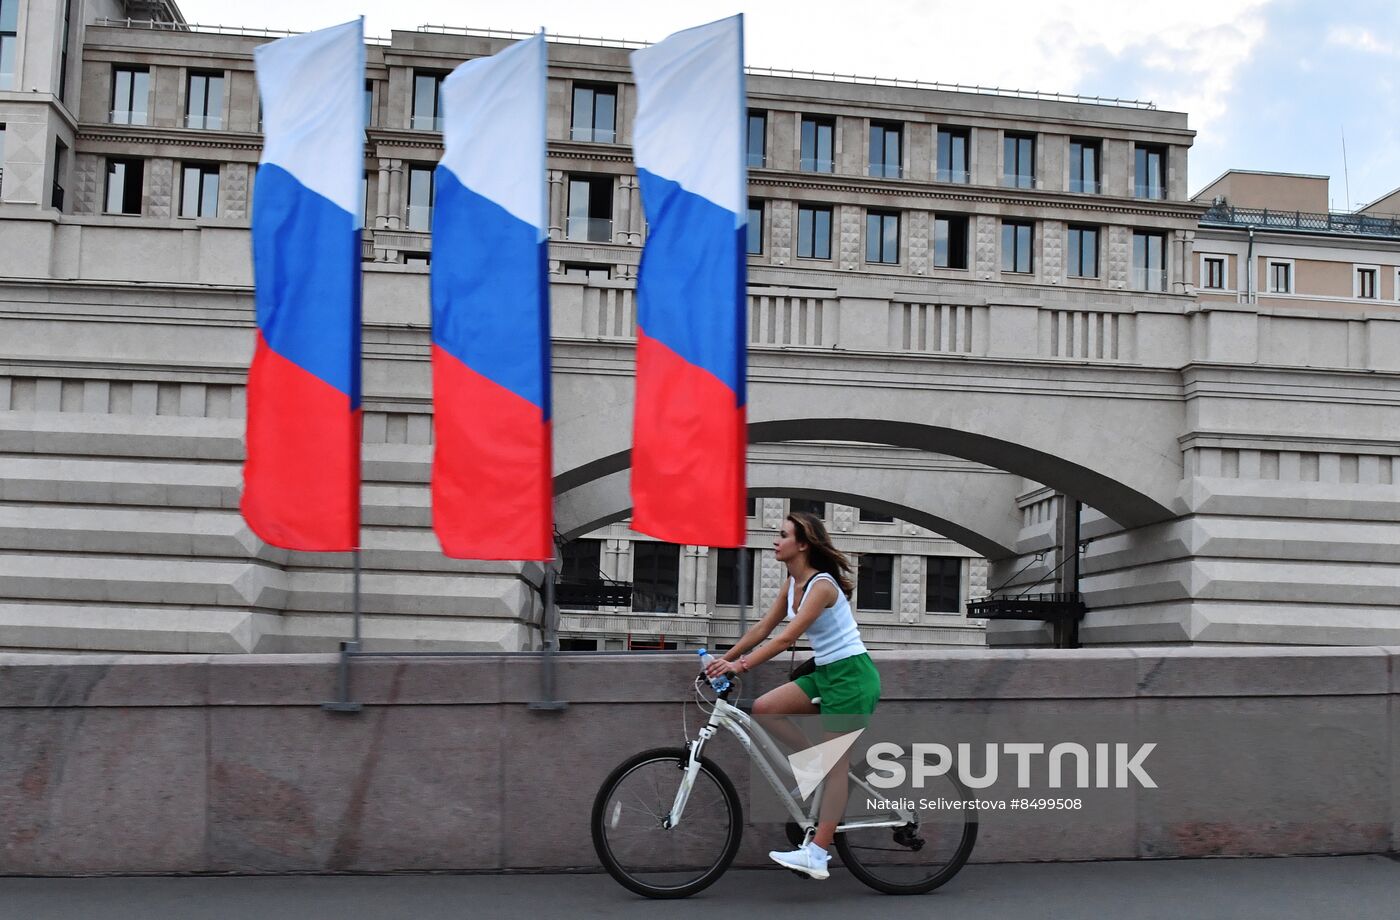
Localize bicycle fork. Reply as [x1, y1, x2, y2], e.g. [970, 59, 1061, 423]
[662, 726, 717, 829]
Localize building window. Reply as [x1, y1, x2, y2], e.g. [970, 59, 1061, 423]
[1001, 221, 1033, 274]
[1067, 225, 1099, 278]
[1202, 256, 1226, 290]
[403, 251, 430, 266]
[58, 0, 73, 102]
[859, 507, 894, 523]
[561, 538, 603, 583]
[571, 83, 616, 143]
[715, 548, 754, 607]
[856, 553, 893, 611]
[51, 138, 67, 211]
[110, 67, 150, 125]
[632, 542, 679, 613]
[363, 79, 374, 128]
[411, 71, 444, 131]
[1355, 266, 1379, 299]
[746, 496, 757, 516]
[800, 116, 835, 173]
[1267, 260, 1292, 294]
[934, 214, 969, 269]
[789, 498, 825, 519]
[358, 171, 370, 230]
[179, 163, 219, 218]
[747, 110, 766, 168]
[185, 71, 225, 130]
[747, 199, 764, 255]
[104, 158, 143, 215]
[1069, 138, 1100, 194]
[563, 262, 611, 281]
[1003, 132, 1035, 189]
[1134, 144, 1166, 199]
[0, 0, 17, 91]
[926, 556, 961, 613]
[796, 204, 832, 260]
[406, 164, 434, 231]
[936, 126, 969, 183]
[866, 210, 899, 264]
[566, 175, 613, 242]
[1133, 231, 1167, 292]
[868, 121, 902, 178]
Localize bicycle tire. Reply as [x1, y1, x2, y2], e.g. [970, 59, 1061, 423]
[591, 747, 743, 899]
[834, 771, 979, 895]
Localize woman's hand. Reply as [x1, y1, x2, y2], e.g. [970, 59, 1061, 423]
[706, 658, 741, 678]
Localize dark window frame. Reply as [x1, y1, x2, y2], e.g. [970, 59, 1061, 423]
[746, 198, 764, 255]
[111, 66, 150, 125]
[1001, 220, 1034, 274]
[747, 110, 767, 168]
[1066, 224, 1100, 279]
[632, 542, 680, 614]
[715, 548, 754, 607]
[1133, 231, 1168, 292]
[179, 162, 220, 219]
[789, 498, 826, 519]
[1003, 132, 1036, 188]
[185, 70, 225, 130]
[566, 174, 613, 242]
[800, 115, 835, 173]
[406, 163, 435, 231]
[865, 209, 900, 264]
[571, 82, 618, 143]
[856, 553, 894, 611]
[104, 157, 143, 215]
[859, 507, 894, 523]
[1134, 144, 1167, 199]
[796, 204, 833, 260]
[868, 120, 902, 178]
[925, 556, 962, 613]
[936, 126, 970, 183]
[933, 213, 969, 270]
[1357, 266, 1379, 300]
[1069, 138, 1100, 194]
[1203, 256, 1226, 290]
[411, 70, 446, 131]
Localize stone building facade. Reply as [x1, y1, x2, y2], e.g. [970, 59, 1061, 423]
[3, 2, 1395, 652]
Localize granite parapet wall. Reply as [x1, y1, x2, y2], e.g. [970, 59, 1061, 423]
[1, 647, 1396, 874]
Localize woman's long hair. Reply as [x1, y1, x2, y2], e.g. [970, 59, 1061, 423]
[787, 511, 855, 598]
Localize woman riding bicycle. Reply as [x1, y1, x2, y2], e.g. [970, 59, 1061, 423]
[704, 510, 882, 880]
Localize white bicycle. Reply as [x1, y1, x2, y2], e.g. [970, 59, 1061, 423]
[591, 674, 978, 898]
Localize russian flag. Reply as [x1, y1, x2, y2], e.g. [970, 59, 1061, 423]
[629, 16, 747, 547]
[430, 34, 553, 560]
[242, 20, 365, 552]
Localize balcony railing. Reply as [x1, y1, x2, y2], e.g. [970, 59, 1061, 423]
[868, 162, 902, 179]
[570, 126, 616, 143]
[1132, 267, 1167, 292]
[406, 205, 433, 232]
[1002, 173, 1037, 190]
[566, 216, 613, 243]
[109, 110, 149, 125]
[799, 157, 834, 173]
[1069, 178, 1101, 194]
[1202, 203, 1400, 240]
[410, 114, 443, 132]
[184, 113, 223, 130]
[1134, 184, 1166, 200]
[747, 153, 766, 169]
[936, 167, 970, 184]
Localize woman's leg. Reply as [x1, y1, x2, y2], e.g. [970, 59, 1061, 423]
[752, 681, 820, 754]
[812, 731, 851, 849]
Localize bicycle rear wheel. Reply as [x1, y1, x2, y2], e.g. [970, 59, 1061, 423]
[834, 770, 978, 895]
[591, 747, 743, 899]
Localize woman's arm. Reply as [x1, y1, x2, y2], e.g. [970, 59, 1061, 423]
[741, 579, 837, 670]
[722, 585, 787, 662]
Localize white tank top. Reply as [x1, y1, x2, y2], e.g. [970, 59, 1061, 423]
[785, 572, 868, 666]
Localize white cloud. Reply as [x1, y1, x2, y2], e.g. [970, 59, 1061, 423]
[1325, 25, 1394, 55]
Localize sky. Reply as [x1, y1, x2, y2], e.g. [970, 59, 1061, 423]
[175, 0, 1400, 210]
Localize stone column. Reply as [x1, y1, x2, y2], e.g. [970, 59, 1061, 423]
[548, 169, 565, 241]
[614, 175, 632, 244]
[385, 159, 403, 230]
[375, 160, 391, 230]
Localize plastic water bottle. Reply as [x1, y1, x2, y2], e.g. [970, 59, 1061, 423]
[697, 648, 731, 693]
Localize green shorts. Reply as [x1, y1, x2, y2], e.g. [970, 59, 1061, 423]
[793, 653, 881, 732]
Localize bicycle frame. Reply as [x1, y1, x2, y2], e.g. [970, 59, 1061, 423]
[664, 693, 915, 836]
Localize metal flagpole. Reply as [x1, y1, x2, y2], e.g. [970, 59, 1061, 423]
[735, 546, 750, 704]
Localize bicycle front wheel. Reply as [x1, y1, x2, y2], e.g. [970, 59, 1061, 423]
[834, 770, 978, 895]
[591, 747, 743, 899]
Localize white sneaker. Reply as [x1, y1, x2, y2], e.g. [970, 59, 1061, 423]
[768, 841, 830, 879]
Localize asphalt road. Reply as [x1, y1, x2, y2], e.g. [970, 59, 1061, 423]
[4, 855, 1399, 920]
